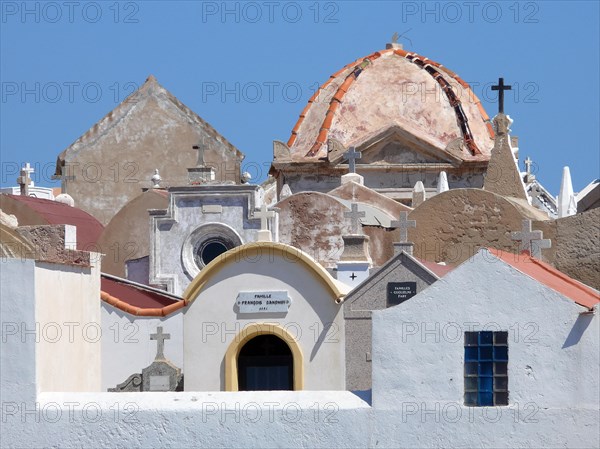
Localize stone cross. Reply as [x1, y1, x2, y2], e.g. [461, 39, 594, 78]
[344, 203, 365, 234]
[254, 203, 275, 231]
[491, 77, 512, 114]
[192, 142, 206, 167]
[150, 326, 170, 360]
[391, 211, 416, 243]
[17, 163, 34, 196]
[524, 157, 533, 176]
[511, 219, 551, 259]
[343, 147, 362, 174]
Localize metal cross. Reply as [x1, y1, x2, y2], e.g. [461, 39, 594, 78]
[17, 163, 34, 196]
[491, 77, 512, 114]
[343, 147, 362, 174]
[344, 203, 365, 234]
[150, 326, 170, 360]
[391, 211, 416, 243]
[254, 204, 275, 231]
[511, 219, 551, 259]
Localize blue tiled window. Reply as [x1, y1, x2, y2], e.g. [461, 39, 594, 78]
[464, 331, 508, 406]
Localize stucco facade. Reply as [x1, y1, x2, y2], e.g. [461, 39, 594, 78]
[183, 243, 349, 391]
[149, 185, 269, 295]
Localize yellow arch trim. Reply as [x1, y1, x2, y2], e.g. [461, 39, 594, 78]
[224, 323, 304, 391]
[183, 241, 346, 304]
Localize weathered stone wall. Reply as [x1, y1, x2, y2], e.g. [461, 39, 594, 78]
[534, 208, 600, 290]
[56, 77, 242, 225]
[409, 189, 548, 264]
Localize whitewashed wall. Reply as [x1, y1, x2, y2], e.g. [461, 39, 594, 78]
[101, 304, 183, 391]
[184, 252, 346, 391]
[2, 252, 598, 448]
[372, 248, 599, 444]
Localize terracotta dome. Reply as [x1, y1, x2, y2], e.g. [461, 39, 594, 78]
[287, 47, 495, 162]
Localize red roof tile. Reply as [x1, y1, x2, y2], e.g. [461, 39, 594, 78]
[489, 249, 600, 310]
[4, 194, 103, 251]
[101, 274, 186, 316]
[416, 258, 455, 278]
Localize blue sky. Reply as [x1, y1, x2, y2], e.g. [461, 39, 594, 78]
[1, 1, 598, 192]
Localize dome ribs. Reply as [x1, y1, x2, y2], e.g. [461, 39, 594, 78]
[287, 60, 362, 148]
[402, 52, 482, 155]
[287, 47, 491, 159]
[305, 52, 384, 157]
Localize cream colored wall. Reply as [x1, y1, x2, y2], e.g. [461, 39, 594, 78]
[34, 257, 101, 392]
[184, 254, 345, 391]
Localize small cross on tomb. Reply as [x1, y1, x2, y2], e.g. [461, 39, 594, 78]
[491, 77, 512, 114]
[344, 203, 365, 234]
[17, 163, 34, 196]
[511, 219, 551, 259]
[254, 203, 275, 231]
[150, 326, 171, 360]
[350, 272, 358, 280]
[343, 147, 362, 174]
[391, 211, 416, 243]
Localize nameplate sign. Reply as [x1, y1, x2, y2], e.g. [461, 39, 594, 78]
[387, 282, 417, 307]
[236, 291, 291, 313]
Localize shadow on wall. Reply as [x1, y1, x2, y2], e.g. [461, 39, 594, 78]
[562, 313, 595, 349]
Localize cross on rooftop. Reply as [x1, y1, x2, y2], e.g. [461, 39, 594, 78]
[17, 163, 34, 196]
[254, 203, 275, 231]
[192, 141, 206, 166]
[524, 157, 533, 175]
[343, 147, 362, 174]
[150, 326, 170, 360]
[391, 211, 416, 243]
[511, 219, 551, 259]
[344, 203, 365, 234]
[491, 77, 512, 114]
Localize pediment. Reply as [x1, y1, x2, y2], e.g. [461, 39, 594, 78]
[329, 125, 462, 167]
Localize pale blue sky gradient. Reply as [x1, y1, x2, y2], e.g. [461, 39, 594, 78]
[1, 1, 598, 192]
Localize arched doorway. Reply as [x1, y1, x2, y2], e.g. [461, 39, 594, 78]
[237, 335, 293, 391]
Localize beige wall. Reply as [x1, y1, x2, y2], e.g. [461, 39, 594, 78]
[35, 257, 101, 392]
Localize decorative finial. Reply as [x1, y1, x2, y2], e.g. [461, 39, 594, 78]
[558, 166, 577, 218]
[241, 172, 252, 184]
[412, 181, 426, 208]
[437, 171, 449, 194]
[151, 169, 162, 188]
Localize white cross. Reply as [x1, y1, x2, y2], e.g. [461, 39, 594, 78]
[344, 203, 365, 234]
[511, 219, 551, 259]
[391, 211, 416, 243]
[150, 326, 170, 360]
[254, 204, 275, 231]
[343, 147, 362, 174]
[524, 157, 533, 176]
[17, 163, 34, 196]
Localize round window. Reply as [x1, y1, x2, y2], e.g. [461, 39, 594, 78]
[195, 238, 231, 267]
[182, 223, 243, 279]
